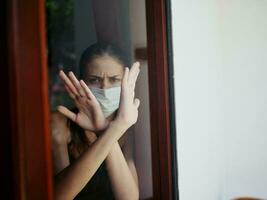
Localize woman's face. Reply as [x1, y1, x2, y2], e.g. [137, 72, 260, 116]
[84, 55, 124, 89]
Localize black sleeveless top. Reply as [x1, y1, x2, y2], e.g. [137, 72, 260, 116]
[69, 149, 115, 200]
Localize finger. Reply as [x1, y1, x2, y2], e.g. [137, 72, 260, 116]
[131, 66, 140, 90]
[128, 62, 140, 86]
[73, 98, 83, 112]
[133, 61, 140, 81]
[80, 80, 96, 101]
[59, 70, 79, 96]
[64, 85, 76, 99]
[122, 67, 129, 88]
[134, 98, 140, 108]
[57, 105, 77, 122]
[68, 71, 86, 97]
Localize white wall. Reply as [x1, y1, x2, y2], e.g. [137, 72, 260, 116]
[171, 0, 267, 199]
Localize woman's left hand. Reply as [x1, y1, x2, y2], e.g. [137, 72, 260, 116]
[58, 70, 109, 133]
[114, 62, 141, 129]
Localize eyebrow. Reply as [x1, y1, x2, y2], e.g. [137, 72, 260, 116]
[88, 75, 121, 78]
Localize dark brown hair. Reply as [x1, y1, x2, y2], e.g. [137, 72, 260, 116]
[79, 41, 128, 79]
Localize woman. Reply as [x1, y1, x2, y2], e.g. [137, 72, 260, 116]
[51, 42, 140, 200]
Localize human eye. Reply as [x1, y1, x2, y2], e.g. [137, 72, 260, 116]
[87, 77, 101, 84]
[110, 77, 121, 83]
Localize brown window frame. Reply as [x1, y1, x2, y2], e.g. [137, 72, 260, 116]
[5, 0, 178, 199]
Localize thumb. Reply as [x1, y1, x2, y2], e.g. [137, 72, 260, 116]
[57, 105, 77, 122]
[134, 98, 140, 108]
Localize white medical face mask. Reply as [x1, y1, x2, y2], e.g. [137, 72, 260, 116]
[89, 86, 121, 118]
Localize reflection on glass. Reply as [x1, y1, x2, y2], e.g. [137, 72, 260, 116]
[46, 0, 76, 111]
[46, 0, 153, 199]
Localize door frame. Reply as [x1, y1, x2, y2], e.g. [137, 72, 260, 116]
[7, 0, 53, 199]
[146, 0, 178, 200]
[6, 0, 178, 199]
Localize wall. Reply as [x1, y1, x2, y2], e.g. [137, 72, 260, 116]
[171, 0, 267, 199]
[129, 0, 154, 198]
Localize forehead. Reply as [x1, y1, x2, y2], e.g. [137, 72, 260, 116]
[86, 55, 124, 76]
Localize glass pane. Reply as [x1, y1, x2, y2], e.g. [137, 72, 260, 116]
[46, 0, 153, 199]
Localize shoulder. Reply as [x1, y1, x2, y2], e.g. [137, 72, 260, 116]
[50, 112, 71, 145]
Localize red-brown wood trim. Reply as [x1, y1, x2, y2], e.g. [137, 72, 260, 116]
[146, 0, 173, 200]
[7, 0, 53, 199]
[142, 197, 154, 200]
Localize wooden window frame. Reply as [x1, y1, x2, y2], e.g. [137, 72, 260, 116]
[5, 0, 178, 199]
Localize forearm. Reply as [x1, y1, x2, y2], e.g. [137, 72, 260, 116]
[54, 121, 128, 200]
[105, 142, 139, 200]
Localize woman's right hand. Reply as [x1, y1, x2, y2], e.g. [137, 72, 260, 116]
[114, 62, 141, 129]
[57, 70, 108, 133]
